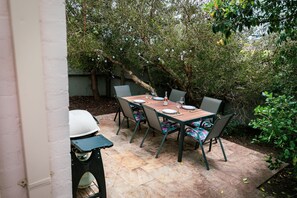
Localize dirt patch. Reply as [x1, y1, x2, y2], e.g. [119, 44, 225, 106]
[69, 96, 118, 116]
[258, 165, 297, 197]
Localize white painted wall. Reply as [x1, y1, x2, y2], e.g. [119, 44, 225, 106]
[0, 0, 71, 197]
[40, 0, 72, 197]
[0, 0, 27, 197]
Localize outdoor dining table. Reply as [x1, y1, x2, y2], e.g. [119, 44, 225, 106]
[122, 94, 215, 162]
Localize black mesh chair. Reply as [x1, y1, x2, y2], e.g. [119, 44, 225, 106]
[116, 97, 146, 143]
[114, 85, 132, 97]
[169, 88, 186, 102]
[140, 104, 180, 158]
[113, 85, 132, 124]
[189, 96, 222, 128]
[185, 113, 234, 170]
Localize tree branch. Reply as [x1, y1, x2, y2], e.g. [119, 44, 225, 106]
[96, 50, 157, 94]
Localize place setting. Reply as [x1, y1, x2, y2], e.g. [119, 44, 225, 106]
[152, 96, 164, 101]
[133, 99, 146, 104]
[161, 107, 184, 117]
[144, 92, 164, 102]
[176, 97, 198, 112]
[162, 109, 178, 114]
[181, 105, 196, 110]
[181, 105, 200, 112]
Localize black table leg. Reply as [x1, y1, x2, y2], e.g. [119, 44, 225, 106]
[178, 123, 185, 162]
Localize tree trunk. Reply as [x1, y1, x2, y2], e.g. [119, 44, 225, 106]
[91, 68, 100, 101]
[106, 61, 113, 97]
[97, 51, 157, 95]
[124, 68, 156, 94]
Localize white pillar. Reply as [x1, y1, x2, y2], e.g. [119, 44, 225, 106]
[8, 0, 51, 197]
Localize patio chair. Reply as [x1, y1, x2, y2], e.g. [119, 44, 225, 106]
[116, 97, 146, 143]
[189, 96, 222, 129]
[140, 104, 180, 158]
[113, 85, 135, 125]
[114, 85, 132, 97]
[169, 88, 186, 102]
[185, 113, 234, 170]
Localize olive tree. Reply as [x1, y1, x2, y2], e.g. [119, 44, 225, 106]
[66, 0, 276, 123]
[204, 0, 297, 42]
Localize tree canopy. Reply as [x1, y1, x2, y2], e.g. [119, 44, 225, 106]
[204, 0, 297, 42]
[66, 0, 245, 99]
[66, 0, 283, 122]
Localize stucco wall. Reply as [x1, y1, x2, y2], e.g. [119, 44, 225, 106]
[69, 75, 147, 97]
[0, 0, 71, 197]
[69, 75, 107, 96]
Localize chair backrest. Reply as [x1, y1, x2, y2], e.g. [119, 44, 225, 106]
[117, 97, 135, 120]
[169, 89, 186, 102]
[114, 85, 132, 97]
[200, 97, 222, 114]
[141, 104, 162, 132]
[204, 113, 234, 142]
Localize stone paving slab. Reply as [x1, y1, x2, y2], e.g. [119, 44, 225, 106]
[96, 113, 282, 198]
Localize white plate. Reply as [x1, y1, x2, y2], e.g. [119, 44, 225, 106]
[133, 99, 145, 103]
[153, 97, 164, 101]
[182, 105, 196, 110]
[162, 109, 177, 114]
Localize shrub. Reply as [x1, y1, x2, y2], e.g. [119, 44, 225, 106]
[271, 41, 297, 98]
[249, 92, 297, 171]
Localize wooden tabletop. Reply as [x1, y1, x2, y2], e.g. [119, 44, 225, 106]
[122, 95, 214, 123]
[122, 94, 215, 162]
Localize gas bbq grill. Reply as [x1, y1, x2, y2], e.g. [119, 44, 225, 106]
[69, 110, 113, 198]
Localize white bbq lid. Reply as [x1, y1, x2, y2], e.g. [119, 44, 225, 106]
[69, 110, 100, 138]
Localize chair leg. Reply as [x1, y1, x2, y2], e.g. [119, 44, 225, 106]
[126, 115, 129, 128]
[218, 138, 227, 161]
[129, 121, 140, 143]
[209, 138, 213, 152]
[140, 128, 150, 148]
[118, 109, 121, 126]
[199, 141, 210, 170]
[116, 117, 126, 135]
[113, 111, 117, 121]
[155, 133, 169, 158]
[113, 107, 119, 121]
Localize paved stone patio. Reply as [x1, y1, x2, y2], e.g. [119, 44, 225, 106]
[91, 113, 281, 198]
